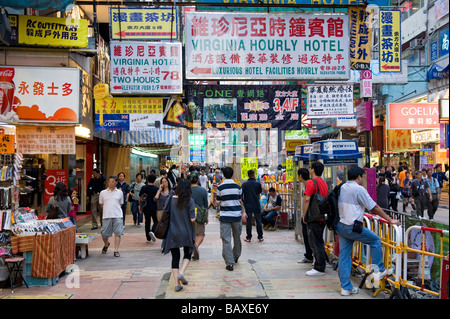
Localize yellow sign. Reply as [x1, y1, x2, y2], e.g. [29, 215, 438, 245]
[110, 8, 177, 41]
[286, 140, 307, 152]
[0, 134, 15, 154]
[18, 15, 88, 48]
[286, 158, 293, 183]
[241, 157, 258, 179]
[95, 97, 163, 114]
[379, 10, 401, 72]
[93, 84, 110, 100]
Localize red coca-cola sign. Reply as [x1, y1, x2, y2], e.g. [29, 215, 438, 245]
[0, 67, 15, 115]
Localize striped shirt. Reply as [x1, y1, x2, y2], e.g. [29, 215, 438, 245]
[216, 179, 242, 222]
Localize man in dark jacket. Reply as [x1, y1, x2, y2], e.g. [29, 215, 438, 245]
[241, 170, 263, 242]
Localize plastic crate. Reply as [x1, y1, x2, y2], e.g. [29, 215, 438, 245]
[24, 275, 59, 287]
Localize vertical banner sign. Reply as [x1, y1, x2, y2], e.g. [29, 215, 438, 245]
[185, 12, 350, 80]
[379, 10, 401, 72]
[360, 69, 373, 98]
[349, 6, 373, 70]
[240, 157, 258, 180]
[44, 169, 68, 205]
[110, 41, 182, 94]
[110, 7, 177, 41]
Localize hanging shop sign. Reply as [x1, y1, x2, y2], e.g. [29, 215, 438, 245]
[356, 100, 373, 133]
[386, 129, 418, 153]
[185, 12, 350, 80]
[44, 169, 68, 205]
[15, 125, 76, 155]
[379, 10, 401, 72]
[419, 148, 434, 170]
[193, 0, 390, 6]
[349, 6, 373, 71]
[306, 84, 354, 118]
[189, 134, 206, 149]
[14, 15, 88, 48]
[185, 84, 302, 130]
[411, 129, 440, 144]
[0, 134, 14, 154]
[0, 66, 81, 124]
[360, 69, 373, 98]
[110, 7, 177, 41]
[387, 103, 440, 130]
[240, 157, 258, 180]
[110, 41, 182, 94]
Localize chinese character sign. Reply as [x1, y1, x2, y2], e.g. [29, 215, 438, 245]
[387, 103, 439, 130]
[349, 6, 373, 70]
[16, 126, 76, 155]
[110, 8, 177, 41]
[0, 66, 80, 124]
[379, 10, 401, 72]
[17, 15, 88, 48]
[110, 41, 182, 94]
[44, 169, 68, 205]
[240, 157, 258, 180]
[0, 134, 15, 154]
[307, 84, 354, 118]
[185, 12, 350, 80]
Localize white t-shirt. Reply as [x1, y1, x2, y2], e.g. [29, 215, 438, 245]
[338, 181, 377, 226]
[99, 188, 124, 219]
[199, 175, 208, 190]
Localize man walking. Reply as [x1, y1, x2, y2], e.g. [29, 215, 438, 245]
[87, 168, 106, 230]
[241, 169, 263, 242]
[424, 169, 440, 221]
[336, 166, 400, 296]
[411, 170, 432, 219]
[139, 174, 159, 242]
[215, 167, 245, 271]
[99, 176, 124, 257]
[117, 172, 131, 226]
[302, 161, 328, 276]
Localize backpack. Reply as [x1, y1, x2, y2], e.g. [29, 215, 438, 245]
[195, 206, 208, 224]
[305, 179, 326, 223]
[320, 183, 344, 231]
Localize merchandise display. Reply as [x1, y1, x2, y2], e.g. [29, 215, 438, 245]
[11, 218, 74, 236]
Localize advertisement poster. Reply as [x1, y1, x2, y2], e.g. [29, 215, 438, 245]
[386, 129, 418, 152]
[387, 103, 439, 130]
[44, 169, 68, 205]
[16, 15, 88, 48]
[0, 66, 81, 124]
[110, 7, 177, 41]
[16, 126, 76, 155]
[306, 84, 354, 118]
[240, 157, 258, 180]
[184, 84, 302, 130]
[0, 134, 14, 154]
[110, 41, 182, 94]
[379, 10, 401, 72]
[349, 6, 373, 70]
[185, 12, 350, 80]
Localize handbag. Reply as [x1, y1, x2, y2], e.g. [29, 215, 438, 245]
[47, 197, 60, 220]
[155, 196, 172, 239]
[195, 206, 208, 224]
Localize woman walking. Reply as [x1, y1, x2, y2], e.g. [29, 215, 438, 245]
[162, 178, 196, 292]
[47, 182, 72, 219]
[129, 173, 145, 226]
[376, 174, 390, 211]
[402, 171, 415, 212]
[154, 176, 174, 221]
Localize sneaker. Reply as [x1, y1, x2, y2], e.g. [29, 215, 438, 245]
[306, 269, 325, 276]
[298, 257, 314, 264]
[226, 264, 234, 271]
[149, 231, 156, 242]
[341, 287, 359, 296]
[244, 238, 251, 242]
[258, 238, 264, 242]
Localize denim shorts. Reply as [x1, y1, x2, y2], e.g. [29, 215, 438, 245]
[101, 218, 124, 238]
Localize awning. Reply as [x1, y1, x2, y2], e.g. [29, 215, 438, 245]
[427, 63, 449, 81]
[1, 0, 74, 11]
[94, 126, 180, 146]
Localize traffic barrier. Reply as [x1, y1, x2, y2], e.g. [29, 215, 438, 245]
[401, 225, 449, 298]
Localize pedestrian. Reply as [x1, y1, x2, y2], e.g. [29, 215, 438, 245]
[215, 166, 244, 271]
[117, 172, 131, 226]
[302, 161, 328, 276]
[411, 170, 432, 218]
[168, 165, 178, 188]
[130, 173, 145, 226]
[424, 169, 440, 221]
[297, 168, 314, 264]
[432, 164, 448, 189]
[388, 172, 401, 212]
[162, 178, 196, 292]
[47, 182, 72, 219]
[68, 188, 79, 231]
[87, 168, 106, 230]
[376, 174, 390, 211]
[336, 166, 401, 296]
[154, 176, 174, 222]
[261, 187, 282, 231]
[155, 169, 173, 189]
[140, 169, 147, 184]
[189, 172, 209, 260]
[402, 171, 414, 212]
[199, 169, 209, 191]
[99, 176, 124, 257]
[139, 174, 159, 242]
[241, 169, 263, 242]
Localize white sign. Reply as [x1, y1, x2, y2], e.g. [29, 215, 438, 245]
[129, 113, 164, 131]
[411, 130, 440, 144]
[307, 84, 354, 118]
[110, 41, 183, 94]
[337, 113, 357, 127]
[185, 12, 350, 80]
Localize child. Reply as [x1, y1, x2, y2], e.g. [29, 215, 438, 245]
[69, 188, 79, 232]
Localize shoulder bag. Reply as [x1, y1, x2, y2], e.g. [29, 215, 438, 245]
[47, 197, 60, 220]
[155, 196, 172, 239]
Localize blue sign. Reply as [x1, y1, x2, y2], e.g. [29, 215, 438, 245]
[95, 114, 129, 131]
[431, 41, 439, 61]
[440, 29, 449, 57]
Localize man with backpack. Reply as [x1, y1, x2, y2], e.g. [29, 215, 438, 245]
[302, 161, 329, 276]
[336, 166, 401, 296]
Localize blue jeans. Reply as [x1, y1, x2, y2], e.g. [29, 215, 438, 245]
[131, 200, 143, 225]
[261, 210, 277, 227]
[335, 222, 386, 290]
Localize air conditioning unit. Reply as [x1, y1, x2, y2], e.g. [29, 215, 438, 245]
[409, 38, 425, 50]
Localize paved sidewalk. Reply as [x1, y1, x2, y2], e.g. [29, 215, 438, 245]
[1, 209, 383, 300]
